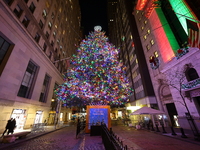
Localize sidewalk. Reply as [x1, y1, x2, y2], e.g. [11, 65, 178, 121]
[0, 123, 200, 150]
[0, 124, 69, 150]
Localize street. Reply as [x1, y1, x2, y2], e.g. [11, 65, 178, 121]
[2, 124, 200, 150]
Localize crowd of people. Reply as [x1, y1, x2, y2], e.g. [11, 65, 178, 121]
[2, 118, 16, 136]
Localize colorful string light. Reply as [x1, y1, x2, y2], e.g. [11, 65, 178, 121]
[55, 29, 133, 106]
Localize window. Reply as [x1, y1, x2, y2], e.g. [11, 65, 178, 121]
[144, 20, 147, 25]
[42, 9, 47, 19]
[3, 0, 14, 6]
[17, 61, 38, 98]
[55, 48, 58, 53]
[154, 51, 159, 57]
[147, 29, 151, 34]
[22, 16, 30, 28]
[39, 20, 43, 29]
[150, 39, 155, 45]
[146, 44, 150, 50]
[51, 41, 54, 47]
[49, 51, 52, 59]
[51, 12, 55, 19]
[143, 35, 147, 40]
[51, 83, 58, 110]
[34, 33, 40, 43]
[53, 31, 56, 38]
[13, 4, 23, 18]
[186, 68, 199, 81]
[48, 22, 52, 29]
[29, 2, 36, 13]
[39, 74, 51, 103]
[24, 0, 29, 3]
[43, 43, 47, 52]
[141, 26, 144, 30]
[45, 32, 49, 39]
[0, 36, 11, 64]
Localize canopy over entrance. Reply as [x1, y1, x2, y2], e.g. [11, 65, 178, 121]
[130, 107, 165, 115]
[130, 107, 166, 128]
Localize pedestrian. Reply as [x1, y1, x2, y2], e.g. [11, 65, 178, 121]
[2, 118, 12, 136]
[7, 118, 16, 135]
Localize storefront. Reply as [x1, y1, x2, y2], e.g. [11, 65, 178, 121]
[10, 109, 27, 130]
[34, 110, 43, 124]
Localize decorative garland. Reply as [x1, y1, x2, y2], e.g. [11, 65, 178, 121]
[149, 56, 160, 70]
[175, 47, 189, 59]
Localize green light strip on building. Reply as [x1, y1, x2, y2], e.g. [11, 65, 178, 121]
[155, 8, 179, 52]
[169, 0, 195, 35]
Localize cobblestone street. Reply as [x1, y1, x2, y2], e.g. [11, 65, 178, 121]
[1, 124, 200, 150]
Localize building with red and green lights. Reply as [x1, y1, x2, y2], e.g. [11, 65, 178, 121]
[133, 0, 200, 130]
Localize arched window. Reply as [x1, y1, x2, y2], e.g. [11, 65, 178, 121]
[185, 68, 199, 81]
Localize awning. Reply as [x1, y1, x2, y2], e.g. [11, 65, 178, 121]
[130, 107, 165, 115]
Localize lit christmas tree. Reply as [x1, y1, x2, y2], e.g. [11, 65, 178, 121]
[55, 26, 133, 106]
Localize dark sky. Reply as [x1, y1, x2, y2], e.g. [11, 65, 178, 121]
[79, 0, 108, 36]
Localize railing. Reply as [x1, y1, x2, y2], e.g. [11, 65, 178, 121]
[31, 123, 46, 133]
[101, 124, 127, 150]
[182, 78, 200, 89]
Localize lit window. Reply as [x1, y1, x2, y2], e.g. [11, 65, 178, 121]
[55, 24, 58, 28]
[154, 51, 159, 57]
[141, 26, 144, 30]
[150, 39, 154, 45]
[48, 22, 52, 29]
[45, 1, 50, 8]
[146, 44, 150, 50]
[53, 31, 56, 37]
[147, 29, 150, 34]
[144, 20, 147, 24]
[143, 35, 147, 40]
[42, 9, 47, 19]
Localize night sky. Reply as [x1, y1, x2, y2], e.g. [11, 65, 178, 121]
[79, 0, 108, 36]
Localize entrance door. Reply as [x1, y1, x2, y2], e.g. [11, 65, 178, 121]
[166, 103, 179, 127]
[193, 96, 200, 115]
[34, 110, 43, 124]
[11, 109, 26, 130]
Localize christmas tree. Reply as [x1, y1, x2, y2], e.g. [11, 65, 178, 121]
[55, 26, 133, 106]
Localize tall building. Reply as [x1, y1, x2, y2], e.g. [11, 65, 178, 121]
[0, 0, 81, 131]
[133, 0, 200, 130]
[107, 0, 158, 119]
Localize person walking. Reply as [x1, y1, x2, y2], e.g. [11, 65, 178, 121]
[7, 118, 16, 135]
[2, 118, 12, 136]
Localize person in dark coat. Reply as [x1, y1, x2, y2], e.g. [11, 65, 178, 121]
[2, 118, 12, 136]
[7, 118, 16, 135]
